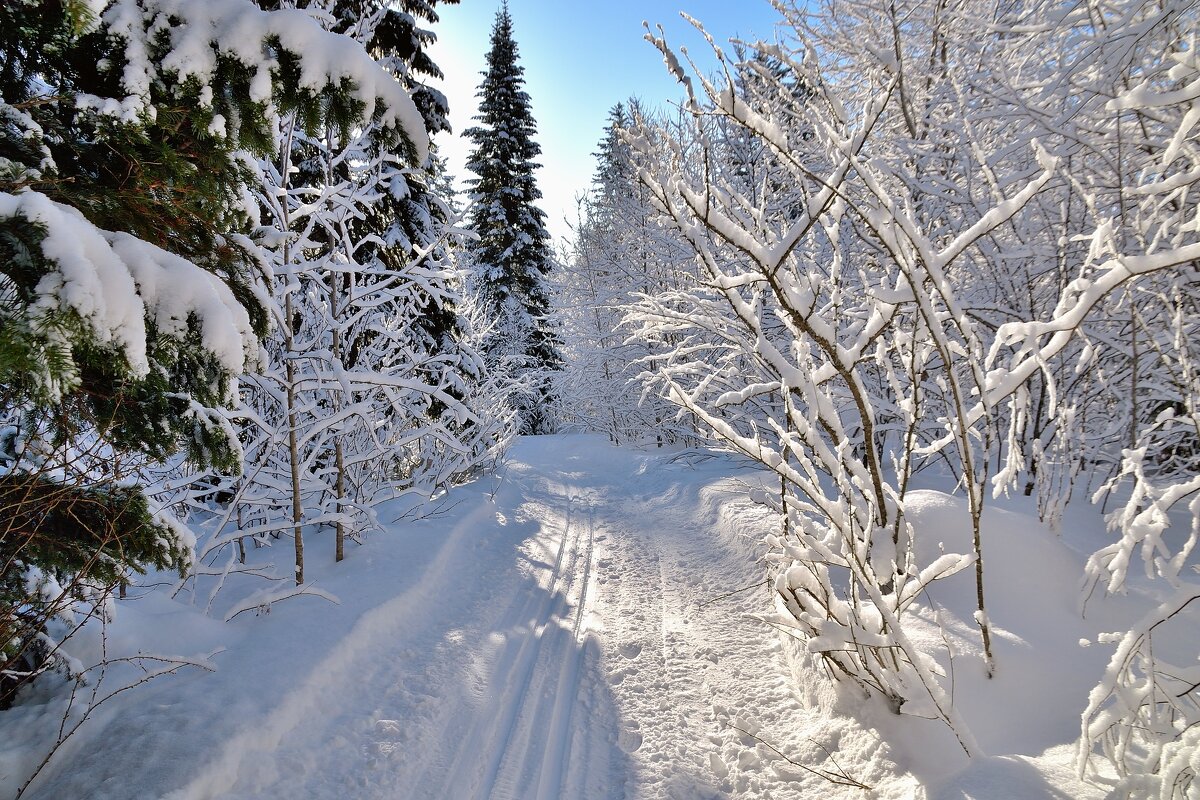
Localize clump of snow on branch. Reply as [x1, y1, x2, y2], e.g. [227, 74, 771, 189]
[92, 0, 428, 162]
[0, 190, 257, 398]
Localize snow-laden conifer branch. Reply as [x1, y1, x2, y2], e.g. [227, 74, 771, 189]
[94, 0, 428, 163]
[0, 191, 258, 395]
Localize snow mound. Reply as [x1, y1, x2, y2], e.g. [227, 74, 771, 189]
[852, 489, 1135, 794]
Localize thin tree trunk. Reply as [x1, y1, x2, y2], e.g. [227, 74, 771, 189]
[971, 501, 993, 676]
[329, 262, 347, 563]
[334, 441, 346, 562]
[1130, 301, 1139, 450]
[237, 503, 246, 564]
[285, 294, 304, 586]
[280, 118, 304, 586]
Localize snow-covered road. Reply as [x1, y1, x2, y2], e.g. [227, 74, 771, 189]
[16, 436, 897, 799]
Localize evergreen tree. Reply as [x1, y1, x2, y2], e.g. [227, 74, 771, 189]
[464, 2, 561, 435]
[334, 0, 462, 348]
[0, 0, 428, 702]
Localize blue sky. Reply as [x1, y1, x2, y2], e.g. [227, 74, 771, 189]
[428, 0, 784, 249]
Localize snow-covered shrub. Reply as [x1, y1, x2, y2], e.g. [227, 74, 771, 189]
[624, 20, 1062, 753]
[1080, 590, 1200, 799]
[627, 0, 1200, 768]
[974, 10, 1200, 792]
[169, 0, 515, 592]
[555, 102, 699, 446]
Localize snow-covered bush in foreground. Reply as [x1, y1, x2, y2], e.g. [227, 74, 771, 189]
[628, 23, 1056, 756]
[1069, 33, 1200, 797]
[628, 0, 1200, 783]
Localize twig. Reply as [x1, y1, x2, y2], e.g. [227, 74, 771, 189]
[223, 583, 339, 622]
[487, 458, 510, 501]
[390, 496, 464, 524]
[922, 587, 958, 708]
[16, 651, 218, 798]
[726, 722, 872, 790]
[697, 579, 770, 608]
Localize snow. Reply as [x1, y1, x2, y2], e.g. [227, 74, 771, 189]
[92, 0, 429, 162]
[0, 190, 258, 382]
[0, 435, 1182, 798]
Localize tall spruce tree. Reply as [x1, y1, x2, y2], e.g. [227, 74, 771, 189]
[464, 2, 560, 435]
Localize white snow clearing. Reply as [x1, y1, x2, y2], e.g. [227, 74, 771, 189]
[2, 434, 1166, 799]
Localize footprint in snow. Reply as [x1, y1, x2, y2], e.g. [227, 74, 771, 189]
[618, 729, 644, 753]
[619, 641, 643, 659]
[374, 719, 402, 737]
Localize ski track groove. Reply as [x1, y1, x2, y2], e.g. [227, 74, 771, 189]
[435, 482, 598, 800]
[154, 440, 824, 800]
[492, 496, 596, 800]
[480, 506, 574, 798]
[534, 503, 597, 797]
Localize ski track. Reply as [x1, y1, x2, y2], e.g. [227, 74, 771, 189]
[164, 439, 859, 799]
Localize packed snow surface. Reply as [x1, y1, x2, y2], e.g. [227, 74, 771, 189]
[2, 435, 1158, 798]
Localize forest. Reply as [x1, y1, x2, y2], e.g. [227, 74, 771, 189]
[0, 0, 1197, 797]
